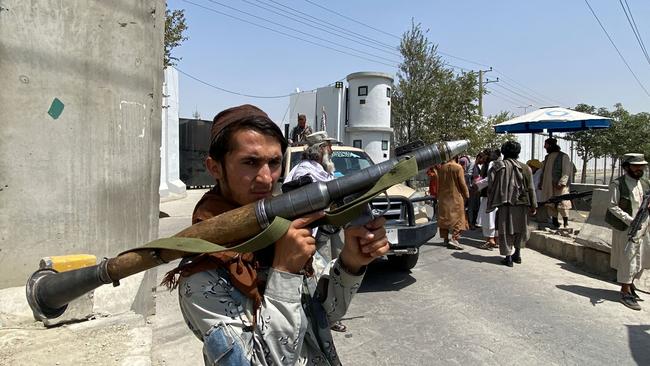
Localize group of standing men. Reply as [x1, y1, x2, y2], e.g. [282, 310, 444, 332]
[431, 136, 650, 310]
[430, 140, 538, 267]
[430, 137, 582, 267]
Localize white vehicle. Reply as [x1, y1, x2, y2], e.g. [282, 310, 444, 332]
[278, 144, 437, 271]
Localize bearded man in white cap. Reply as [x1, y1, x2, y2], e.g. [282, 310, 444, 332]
[283, 131, 348, 332]
[284, 131, 336, 183]
[606, 153, 650, 310]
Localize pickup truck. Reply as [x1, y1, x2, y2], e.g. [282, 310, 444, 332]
[279, 144, 437, 271]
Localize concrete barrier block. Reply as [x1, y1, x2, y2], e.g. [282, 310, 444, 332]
[528, 231, 584, 264]
[582, 247, 616, 278]
[576, 189, 614, 253]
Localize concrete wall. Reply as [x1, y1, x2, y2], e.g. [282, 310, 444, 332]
[0, 0, 165, 315]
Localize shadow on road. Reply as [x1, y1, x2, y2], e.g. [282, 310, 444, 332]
[627, 324, 650, 365]
[358, 259, 416, 293]
[555, 262, 617, 283]
[555, 284, 620, 306]
[450, 251, 503, 265]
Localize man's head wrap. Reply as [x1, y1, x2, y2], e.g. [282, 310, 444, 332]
[210, 104, 270, 145]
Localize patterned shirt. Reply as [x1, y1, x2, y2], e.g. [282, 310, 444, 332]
[178, 255, 364, 365]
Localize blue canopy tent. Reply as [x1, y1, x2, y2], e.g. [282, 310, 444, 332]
[494, 107, 612, 134]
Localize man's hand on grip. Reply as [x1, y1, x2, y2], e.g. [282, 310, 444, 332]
[272, 211, 324, 274]
[340, 216, 389, 274]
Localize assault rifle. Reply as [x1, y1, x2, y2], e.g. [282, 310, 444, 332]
[538, 190, 593, 206]
[627, 190, 650, 241]
[26, 140, 469, 321]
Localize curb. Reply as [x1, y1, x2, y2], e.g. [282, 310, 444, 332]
[527, 230, 616, 279]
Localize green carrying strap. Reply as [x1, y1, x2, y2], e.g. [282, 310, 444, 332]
[123, 157, 418, 256]
[318, 156, 418, 227]
[120, 216, 292, 255]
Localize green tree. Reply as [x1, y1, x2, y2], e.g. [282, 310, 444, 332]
[570, 104, 610, 183]
[392, 21, 446, 145]
[392, 21, 485, 150]
[468, 112, 515, 156]
[165, 9, 188, 67]
[569, 103, 650, 183]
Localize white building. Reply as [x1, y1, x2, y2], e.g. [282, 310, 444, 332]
[284, 71, 394, 163]
[159, 67, 187, 200]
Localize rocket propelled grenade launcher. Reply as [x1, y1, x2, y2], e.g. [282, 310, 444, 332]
[26, 140, 469, 321]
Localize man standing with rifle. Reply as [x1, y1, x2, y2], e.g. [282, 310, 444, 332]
[606, 153, 650, 310]
[538, 137, 573, 228]
[167, 105, 389, 364]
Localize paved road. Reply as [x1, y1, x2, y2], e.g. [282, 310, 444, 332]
[153, 190, 649, 366]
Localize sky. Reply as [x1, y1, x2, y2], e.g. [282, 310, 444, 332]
[167, 0, 650, 126]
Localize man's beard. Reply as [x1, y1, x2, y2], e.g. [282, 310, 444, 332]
[322, 151, 335, 174]
[628, 169, 644, 180]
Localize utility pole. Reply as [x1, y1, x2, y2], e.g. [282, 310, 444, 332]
[478, 67, 497, 117]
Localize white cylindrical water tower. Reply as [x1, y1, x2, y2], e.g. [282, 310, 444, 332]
[345, 72, 394, 163]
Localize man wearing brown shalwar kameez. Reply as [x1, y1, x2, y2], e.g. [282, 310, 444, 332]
[436, 159, 470, 250]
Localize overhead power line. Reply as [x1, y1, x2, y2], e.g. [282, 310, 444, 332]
[176, 68, 294, 98]
[584, 0, 650, 98]
[492, 70, 566, 106]
[241, 0, 401, 58]
[177, 68, 346, 99]
[618, 0, 650, 66]
[300, 0, 562, 102]
[182, 0, 397, 67]
[303, 0, 401, 40]
[486, 90, 522, 108]
[491, 83, 543, 106]
[204, 0, 400, 64]
[498, 79, 557, 107]
[257, 0, 399, 51]
[244, 1, 477, 73]
[486, 87, 532, 108]
[181, 0, 572, 109]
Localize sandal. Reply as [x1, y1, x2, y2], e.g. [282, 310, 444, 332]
[331, 321, 347, 332]
[479, 242, 493, 250]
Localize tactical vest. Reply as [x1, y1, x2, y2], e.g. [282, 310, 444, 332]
[605, 176, 650, 231]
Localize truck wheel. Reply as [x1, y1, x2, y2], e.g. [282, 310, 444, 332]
[388, 252, 419, 271]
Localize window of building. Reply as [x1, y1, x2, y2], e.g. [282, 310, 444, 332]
[382, 140, 389, 151]
[353, 139, 362, 148]
[360, 99, 366, 104]
[386, 87, 391, 97]
[358, 86, 368, 96]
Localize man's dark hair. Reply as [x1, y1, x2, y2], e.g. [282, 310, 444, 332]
[208, 115, 287, 162]
[501, 141, 521, 159]
[545, 137, 561, 153]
